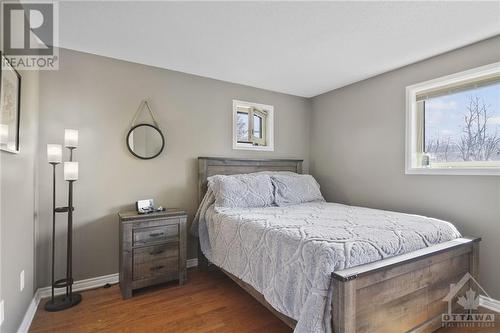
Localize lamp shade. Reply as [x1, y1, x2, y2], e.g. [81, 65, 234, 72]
[64, 129, 78, 148]
[64, 162, 78, 181]
[47, 144, 62, 163]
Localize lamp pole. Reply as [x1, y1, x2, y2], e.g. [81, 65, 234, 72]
[49, 162, 58, 303]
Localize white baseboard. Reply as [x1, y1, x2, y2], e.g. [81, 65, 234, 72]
[37, 273, 119, 299]
[480, 295, 500, 313]
[17, 289, 41, 333]
[17, 258, 199, 333]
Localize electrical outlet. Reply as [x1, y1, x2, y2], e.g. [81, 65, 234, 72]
[0, 299, 4, 326]
[20, 270, 25, 291]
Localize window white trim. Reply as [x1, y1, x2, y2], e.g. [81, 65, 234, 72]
[232, 100, 274, 151]
[405, 61, 500, 176]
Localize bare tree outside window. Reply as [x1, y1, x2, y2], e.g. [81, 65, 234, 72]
[457, 97, 500, 161]
[426, 136, 453, 161]
[424, 82, 500, 163]
[236, 112, 249, 142]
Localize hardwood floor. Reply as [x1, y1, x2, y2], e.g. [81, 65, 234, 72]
[30, 269, 290, 333]
[30, 269, 499, 333]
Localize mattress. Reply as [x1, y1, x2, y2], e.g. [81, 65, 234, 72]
[193, 199, 461, 333]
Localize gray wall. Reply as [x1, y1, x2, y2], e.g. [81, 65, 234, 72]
[310, 36, 500, 298]
[36, 48, 311, 287]
[0, 69, 39, 333]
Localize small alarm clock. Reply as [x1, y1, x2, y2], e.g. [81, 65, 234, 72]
[136, 199, 155, 214]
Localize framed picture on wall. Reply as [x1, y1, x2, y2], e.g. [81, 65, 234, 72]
[0, 52, 22, 153]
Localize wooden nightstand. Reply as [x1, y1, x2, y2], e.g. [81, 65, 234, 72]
[118, 209, 187, 299]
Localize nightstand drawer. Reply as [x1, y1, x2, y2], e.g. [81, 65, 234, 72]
[133, 243, 179, 264]
[133, 257, 178, 281]
[133, 224, 178, 246]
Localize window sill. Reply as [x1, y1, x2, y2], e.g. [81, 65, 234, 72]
[233, 143, 274, 152]
[405, 166, 500, 176]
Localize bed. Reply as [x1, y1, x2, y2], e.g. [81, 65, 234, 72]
[194, 157, 480, 333]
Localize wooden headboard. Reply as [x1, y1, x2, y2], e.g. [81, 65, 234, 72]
[198, 157, 303, 203]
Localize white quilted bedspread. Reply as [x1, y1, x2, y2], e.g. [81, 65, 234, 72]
[193, 196, 461, 333]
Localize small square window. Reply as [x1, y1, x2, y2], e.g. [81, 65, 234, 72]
[233, 100, 274, 151]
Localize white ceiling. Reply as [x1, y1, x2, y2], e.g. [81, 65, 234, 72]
[58, 1, 500, 98]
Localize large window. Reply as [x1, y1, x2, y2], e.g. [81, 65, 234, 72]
[233, 100, 274, 151]
[406, 62, 500, 175]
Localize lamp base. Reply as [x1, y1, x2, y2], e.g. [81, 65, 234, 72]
[44, 293, 82, 312]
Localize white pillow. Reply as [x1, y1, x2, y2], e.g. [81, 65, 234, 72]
[271, 174, 324, 206]
[208, 174, 274, 208]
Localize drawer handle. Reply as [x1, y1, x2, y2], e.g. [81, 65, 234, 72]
[150, 265, 165, 271]
[150, 249, 165, 255]
[149, 232, 164, 238]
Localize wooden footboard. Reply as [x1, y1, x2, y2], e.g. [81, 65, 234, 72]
[198, 237, 480, 333]
[331, 237, 480, 333]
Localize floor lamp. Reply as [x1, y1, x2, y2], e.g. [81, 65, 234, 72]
[44, 129, 82, 311]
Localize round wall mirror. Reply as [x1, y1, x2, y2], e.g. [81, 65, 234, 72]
[127, 124, 165, 159]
